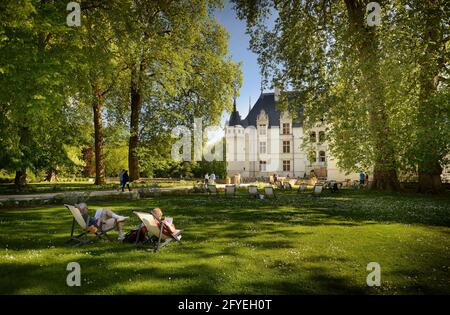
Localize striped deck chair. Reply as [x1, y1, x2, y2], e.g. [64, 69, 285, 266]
[133, 211, 182, 252]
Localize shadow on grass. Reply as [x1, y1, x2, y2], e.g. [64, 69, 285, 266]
[0, 191, 449, 294]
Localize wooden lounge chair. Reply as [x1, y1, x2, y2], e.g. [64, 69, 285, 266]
[297, 183, 306, 193]
[65, 204, 118, 247]
[248, 185, 258, 198]
[275, 181, 284, 191]
[225, 184, 236, 198]
[264, 186, 276, 199]
[310, 183, 324, 197]
[193, 181, 207, 193]
[133, 211, 182, 252]
[207, 184, 218, 195]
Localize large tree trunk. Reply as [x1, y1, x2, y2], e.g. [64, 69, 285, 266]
[128, 64, 143, 182]
[415, 0, 444, 194]
[81, 146, 95, 177]
[14, 126, 32, 188]
[93, 88, 106, 185]
[344, 0, 400, 191]
[14, 169, 27, 187]
[418, 161, 443, 194]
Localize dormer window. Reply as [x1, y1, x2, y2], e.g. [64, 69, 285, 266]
[259, 124, 266, 135]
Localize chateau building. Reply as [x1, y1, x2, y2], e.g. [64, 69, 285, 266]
[225, 91, 359, 181]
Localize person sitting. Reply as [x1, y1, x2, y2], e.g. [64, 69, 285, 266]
[151, 208, 177, 236]
[75, 203, 129, 240]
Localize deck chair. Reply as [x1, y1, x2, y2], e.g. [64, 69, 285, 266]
[310, 184, 324, 197]
[297, 183, 306, 193]
[207, 184, 218, 195]
[225, 185, 236, 198]
[65, 204, 118, 247]
[283, 182, 292, 190]
[133, 211, 182, 252]
[275, 181, 284, 191]
[264, 186, 276, 199]
[248, 185, 258, 198]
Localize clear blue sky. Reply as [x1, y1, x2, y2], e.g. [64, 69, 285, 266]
[215, 1, 268, 127]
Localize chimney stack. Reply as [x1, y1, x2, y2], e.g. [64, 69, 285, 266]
[274, 85, 280, 102]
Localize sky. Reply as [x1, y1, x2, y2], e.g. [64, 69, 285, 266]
[211, 1, 278, 137]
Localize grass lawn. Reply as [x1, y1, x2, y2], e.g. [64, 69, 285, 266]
[0, 189, 449, 294]
[0, 180, 197, 195]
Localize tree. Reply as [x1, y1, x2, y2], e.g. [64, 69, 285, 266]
[386, 0, 449, 193]
[71, 2, 124, 185]
[110, 0, 241, 181]
[232, 0, 448, 191]
[0, 0, 88, 187]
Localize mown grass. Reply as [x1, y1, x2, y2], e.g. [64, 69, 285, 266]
[0, 180, 197, 195]
[0, 189, 449, 294]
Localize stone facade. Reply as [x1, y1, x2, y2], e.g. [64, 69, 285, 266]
[225, 92, 360, 181]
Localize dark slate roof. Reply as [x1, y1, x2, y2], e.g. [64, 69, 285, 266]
[228, 109, 242, 126]
[228, 93, 302, 128]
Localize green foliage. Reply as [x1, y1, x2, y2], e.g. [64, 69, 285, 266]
[104, 144, 128, 177]
[232, 0, 449, 190]
[0, 0, 92, 179]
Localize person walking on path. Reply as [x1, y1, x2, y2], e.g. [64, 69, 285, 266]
[359, 171, 365, 188]
[121, 170, 131, 192]
[119, 169, 125, 191]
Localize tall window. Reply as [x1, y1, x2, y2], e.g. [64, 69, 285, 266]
[259, 141, 266, 154]
[310, 132, 317, 143]
[308, 150, 316, 164]
[282, 123, 290, 135]
[283, 141, 290, 153]
[283, 160, 291, 172]
[319, 151, 326, 162]
[259, 161, 267, 171]
[259, 124, 266, 135]
[319, 131, 325, 143]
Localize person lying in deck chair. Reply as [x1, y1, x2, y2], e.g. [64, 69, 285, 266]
[132, 208, 182, 252]
[151, 208, 177, 236]
[75, 203, 129, 241]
